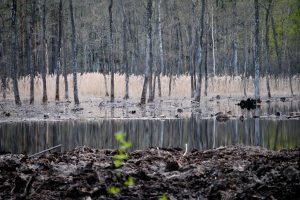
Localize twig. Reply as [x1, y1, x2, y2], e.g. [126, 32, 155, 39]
[28, 144, 62, 158]
[157, 147, 161, 157]
[183, 143, 188, 157]
[21, 175, 35, 197]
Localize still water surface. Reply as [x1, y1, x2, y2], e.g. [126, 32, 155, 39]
[0, 117, 299, 154]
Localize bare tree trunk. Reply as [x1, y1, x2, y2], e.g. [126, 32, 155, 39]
[157, 0, 163, 98]
[63, 31, 69, 100]
[11, 0, 21, 105]
[120, 0, 129, 100]
[168, 76, 172, 97]
[0, 39, 7, 99]
[147, 0, 154, 103]
[55, 0, 63, 101]
[29, 0, 37, 104]
[265, 0, 272, 98]
[188, 25, 194, 98]
[195, 0, 205, 102]
[232, 0, 238, 76]
[243, 24, 248, 97]
[108, 0, 114, 102]
[40, 0, 47, 103]
[254, 0, 260, 100]
[69, 0, 79, 105]
[140, 0, 153, 105]
[204, 32, 208, 97]
[211, 6, 216, 76]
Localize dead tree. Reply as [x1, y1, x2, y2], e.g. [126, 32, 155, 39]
[11, 0, 21, 105]
[140, 0, 153, 104]
[195, 0, 206, 103]
[69, 0, 79, 105]
[55, 0, 63, 101]
[40, 0, 48, 103]
[254, 0, 260, 100]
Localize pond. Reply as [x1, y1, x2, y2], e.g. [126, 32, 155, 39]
[0, 117, 299, 155]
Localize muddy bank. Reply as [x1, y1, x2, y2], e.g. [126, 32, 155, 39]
[0, 146, 299, 199]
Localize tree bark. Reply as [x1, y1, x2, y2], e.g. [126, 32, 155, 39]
[63, 29, 69, 100]
[211, 6, 216, 76]
[265, 0, 272, 98]
[11, 0, 21, 105]
[69, 0, 79, 105]
[29, 0, 36, 104]
[120, 0, 129, 100]
[140, 0, 153, 104]
[204, 32, 208, 97]
[147, 0, 154, 102]
[254, 0, 260, 100]
[243, 23, 248, 97]
[0, 34, 7, 99]
[40, 0, 47, 103]
[157, 0, 163, 97]
[55, 0, 63, 101]
[194, 0, 205, 102]
[232, 0, 238, 76]
[108, 0, 114, 102]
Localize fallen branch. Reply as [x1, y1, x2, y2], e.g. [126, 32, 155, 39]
[21, 175, 35, 197]
[28, 144, 62, 158]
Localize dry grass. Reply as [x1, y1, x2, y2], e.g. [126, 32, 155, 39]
[1, 73, 299, 102]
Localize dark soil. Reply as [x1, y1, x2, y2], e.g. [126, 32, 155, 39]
[0, 146, 299, 199]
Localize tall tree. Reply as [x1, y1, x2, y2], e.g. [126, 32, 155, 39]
[40, 0, 48, 103]
[254, 0, 260, 100]
[232, 0, 238, 76]
[156, 0, 163, 97]
[211, 5, 216, 76]
[265, 0, 272, 98]
[11, 0, 21, 105]
[55, 0, 63, 101]
[120, 0, 129, 100]
[140, 0, 153, 105]
[147, 0, 154, 102]
[29, 0, 37, 104]
[69, 0, 79, 105]
[109, 0, 114, 102]
[195, 0, 206, 102]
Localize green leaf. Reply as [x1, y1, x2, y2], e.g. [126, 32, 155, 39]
[159, 194, 168, 200]
[107, 186, 121, 195]
[124, 176, 134, 187]
[114, 153, 128, 160]
[114, 160, 123, 168]
[115, 132, 125, 142]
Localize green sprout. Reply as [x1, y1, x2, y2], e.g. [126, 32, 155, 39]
[159, 194, 168, 200]
[124, 176, 135, 187]
[113, 132, 132, 168]
[107, 186, 121, 195]
[108, 132, 134, 196]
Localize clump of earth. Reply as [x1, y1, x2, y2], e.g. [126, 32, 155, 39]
[0, 146, 299, 199]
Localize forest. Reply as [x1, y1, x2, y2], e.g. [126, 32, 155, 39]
[0, 0, 300, 199]
[0, 0, 299, 104]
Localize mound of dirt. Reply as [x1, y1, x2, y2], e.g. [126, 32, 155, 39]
[0, 146, 299, 199]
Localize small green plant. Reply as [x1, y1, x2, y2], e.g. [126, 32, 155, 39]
[159, 194, 168, 200]
[107, 186, 121, 195]
[107, 132, 134, 196]
[114, 132, 132, 168]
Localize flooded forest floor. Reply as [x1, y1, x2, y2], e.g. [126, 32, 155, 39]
[0, 146, 299, 199]
[0, 95, 300, 122]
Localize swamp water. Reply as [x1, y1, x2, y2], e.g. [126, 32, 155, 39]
[0, 117, 299, 155]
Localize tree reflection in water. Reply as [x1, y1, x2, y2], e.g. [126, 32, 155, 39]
[0, 118, 299, 154]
